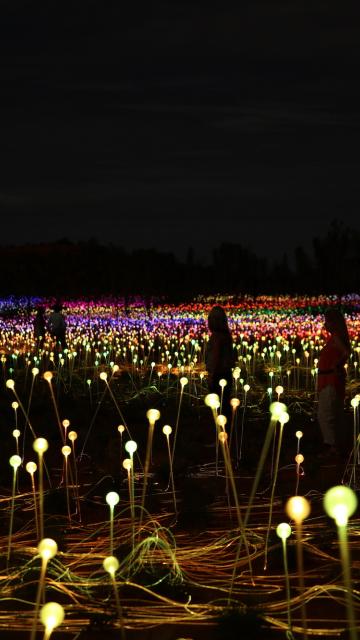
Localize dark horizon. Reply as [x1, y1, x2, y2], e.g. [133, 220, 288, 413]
[1, 1, 360, 261]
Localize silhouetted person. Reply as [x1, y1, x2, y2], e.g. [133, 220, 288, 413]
[205, 305, 235, 418]
[48, 303, 67, 350]
[317, 308, 350, 457]
[34, 307, 46, 348]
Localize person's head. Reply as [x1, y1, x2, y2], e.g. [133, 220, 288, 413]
[53, 304, 62, 313]
[208, 305, 230, 333]
[324, 308, 350, 347]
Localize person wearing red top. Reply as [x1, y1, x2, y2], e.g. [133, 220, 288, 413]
[317, 308, 350, 457]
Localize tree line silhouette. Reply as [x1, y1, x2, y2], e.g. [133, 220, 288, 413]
[0, 221, 359, 300]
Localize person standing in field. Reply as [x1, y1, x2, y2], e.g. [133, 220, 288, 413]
[317, 308, 350, 457]
[205, 305, 235, 416]
[48, 303, 67, 350]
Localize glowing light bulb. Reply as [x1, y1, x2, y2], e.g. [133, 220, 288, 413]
[285, 496, 311, 524]
[106, 491, 120, 508]
[26, 461, 37, 474]
[122, 458, 132, 471]
[62, 419, 70, 429]
[180, 377, 188, 387]
[6, 379, 15, 389]
[295, 454, 304, 464]
[11, 401, 19, 409]
[112, 364, 119, 373]
[9, 454, 21, 469]
[146, 409, 160, 423]
[217, 414, 227, 429]
[40, 602, 65, 633]
[68, 430, 77, 442]
[12, 428, 20, 439]
[296, 430, 303, 439]
[351, 397, 359, 409]
[324, 485, 358, 526]
[103, 555, 119, 576]
[219, 378, 227, 388]
[218, 431, 228, 444]
[204, 393, 220, 410]
[43, 371, 53, 382]
[118, 425, 125, 434]
[33, 438, 49, 454]
[230, 398, 240, 409]
[233, 367, 240, 380]
[99, 371, 108, 381]
[269, 401, 287, 419]
[125, 440, 137, 455]
[162, 425, 172, 436]
[276, 522, 292, 540]
[243, 383, 250, 392]
[62, 445, 71, 458]
[38, 538, 58, 560]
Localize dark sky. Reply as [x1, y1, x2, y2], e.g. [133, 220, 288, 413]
[1, 1, 360, 261]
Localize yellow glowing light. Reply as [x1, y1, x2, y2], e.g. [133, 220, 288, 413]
[26, 461, 37, 474]
[68, 430, 77, 442]
[276, 522, 292, 540]
[243, 383, 250, 392]
[324, 485, 358, 526]
[162, 425, 172, 436]
[216, 414, 227, 429]
[296, 430, 303, 439]
[11, 401, 19, 409]
[9, 454, 21, 469]
[118, 425, 125, 434]
[103, 555, 119, 576]
[269, 401, 287, 419]
[6, 379, 15, 389]
[38, 538, 58, 560]
[43, 371, 53, 382]
[180, 376, 188, 387]
[40, 602, 65, 633]
[218, 431, 228, 444]
[62, 419, 70, 428]
[32, 367, 39, 376]
[106, 491, 120, 508]
[295, 454, 304, 464]
[12, 428, 20, 439]
[125, 440, 137, 455]
[204, 393, 220, 410]
[122, 458, 132, 471]
[219, 378, 227, 388]
[230, 398, 240, 409]
[146, 409, 160, 423]
[61, 445, 71, 458]
[285, 496, 311, 524]
[99, 371, 108, 381]
[33, 438, 49, 454]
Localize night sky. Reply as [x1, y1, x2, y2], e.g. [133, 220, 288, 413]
[1, 1, 360, 262]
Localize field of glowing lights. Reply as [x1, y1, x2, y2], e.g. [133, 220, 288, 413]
[0, 294, 360, 640]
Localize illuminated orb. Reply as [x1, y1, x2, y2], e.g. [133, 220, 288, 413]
[162, 425, 172, 436]
[125, 440, 137, 455]
[204, 393, 220, 410]
[40, 602, 65, 632]
[276, 522, 292, 540]
[33, 438, 49, 454]
[146, 409, 160, 423]
[9, 454, 21, 469]
[103, 555, 119, 576]
[26, 461, 37, 474]
[106, 491, 120, 508]
[324, 485, 358, 526]
[38, 538, 58, 560]
[285, 496, 311, 524]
